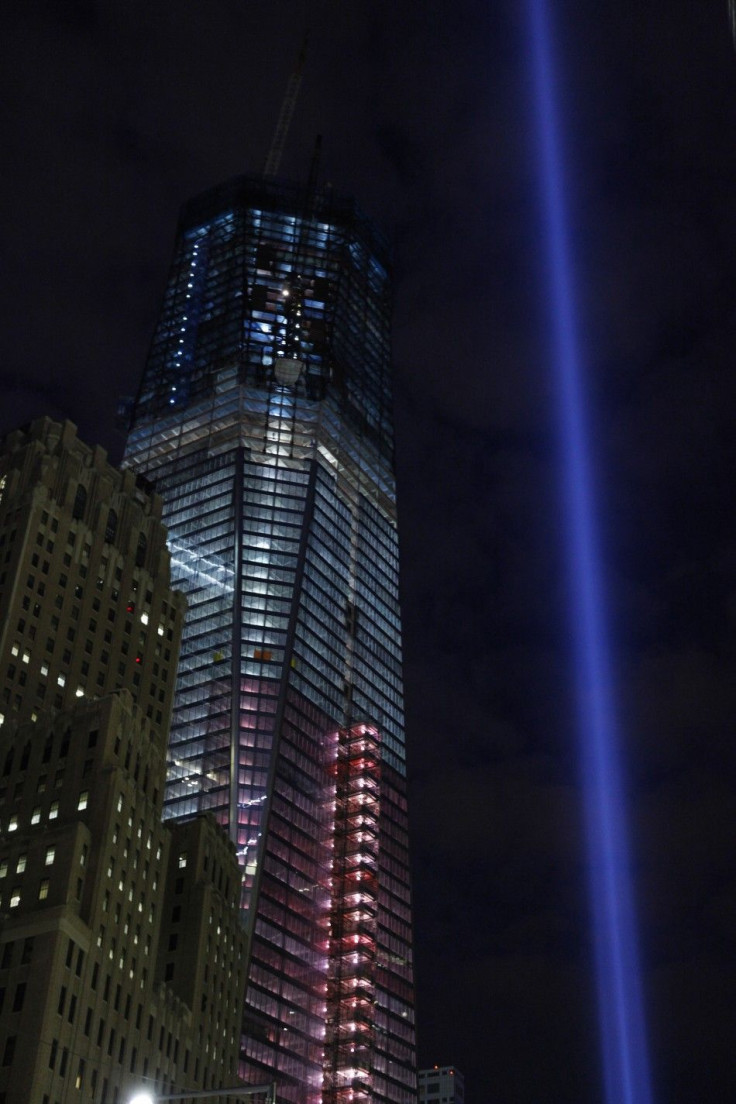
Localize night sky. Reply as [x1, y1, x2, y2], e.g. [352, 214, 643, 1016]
[3, 2, 736, 1100]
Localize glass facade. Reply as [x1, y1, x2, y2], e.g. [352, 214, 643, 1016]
[123, 176, 415, 1104]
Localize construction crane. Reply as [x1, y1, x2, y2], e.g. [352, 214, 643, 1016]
[262, 31, 309, 179]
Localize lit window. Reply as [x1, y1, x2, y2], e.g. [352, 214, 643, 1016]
[9, 888, 20, 908]
[21, 651, 30, 664]
[57, 674, 66, 687]
[38, 879, 49, 900]
[141, 612, 149, 626]
[45, 847, 56, 866]
[40, 663, 49, 677]
[77, 792, 89, 811]
[49, 802, 59, 820]
[178, 853, 187, 869]
[0, 860, 7, 878]
[75, 688, 84, 698]
[16, 855, 27, 873]
[11, 643, 19, 657]
[0, 713, 4, 726]
[31, 808, 41, 825]
[8, 816, 18, 832]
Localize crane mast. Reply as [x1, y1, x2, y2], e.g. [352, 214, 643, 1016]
[263, 32, 309, 179]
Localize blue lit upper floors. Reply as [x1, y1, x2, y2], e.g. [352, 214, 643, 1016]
[122, 173, 397, 520]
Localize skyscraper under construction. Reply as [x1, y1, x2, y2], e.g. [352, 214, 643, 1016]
[123, 176, 416, 1104]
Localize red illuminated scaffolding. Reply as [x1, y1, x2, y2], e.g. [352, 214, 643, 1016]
[324, 724, 381, 1104]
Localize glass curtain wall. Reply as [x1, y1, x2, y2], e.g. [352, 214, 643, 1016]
[124, 177, 416, 1104]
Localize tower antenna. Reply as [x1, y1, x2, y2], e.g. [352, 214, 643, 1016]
[263, 30, 309, 179]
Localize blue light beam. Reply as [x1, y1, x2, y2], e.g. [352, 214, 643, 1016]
[526, 3, 654, 1102]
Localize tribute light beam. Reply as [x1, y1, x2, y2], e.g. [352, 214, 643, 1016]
[526, 3, 654, 1101]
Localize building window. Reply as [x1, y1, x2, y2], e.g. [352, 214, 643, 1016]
[9, 888, 20, 908]
[49, 801, 59, 820]
[135, 532, 147, 567]
[38, 879, 49, 900]
[78, 792, 89, 811]
[72, 484, 87, 520]
[7, 816, 18, 832]
[178, 853, 187, 869]
[15, 855, 26, 873]
[105, 509, 118, 544]
[45, 847, 55, 866]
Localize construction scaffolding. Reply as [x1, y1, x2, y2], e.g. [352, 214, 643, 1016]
[324, 724, 381, 1104]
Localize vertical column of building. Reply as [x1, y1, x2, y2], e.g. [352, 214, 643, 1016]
[350, 502, 416, 1104]
[152, 449, 239, 825]
[373, 763, 416, 1104]
[324, 723, 381, 1104]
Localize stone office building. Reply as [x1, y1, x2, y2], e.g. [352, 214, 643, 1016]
[0, 419, 247, 1103]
